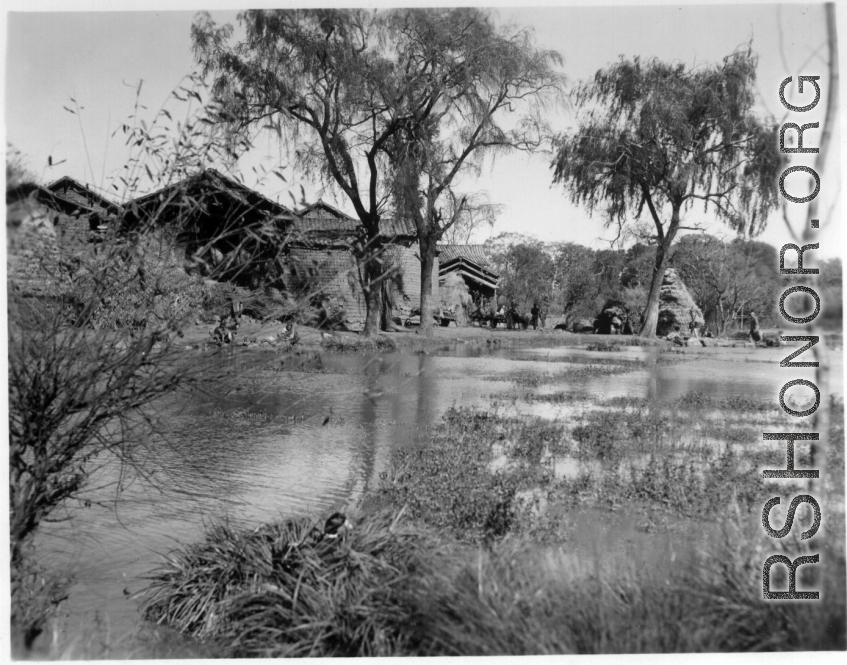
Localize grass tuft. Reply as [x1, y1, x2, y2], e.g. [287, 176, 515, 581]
[320, 336, 397, 354]
[142, 510, 424, 657]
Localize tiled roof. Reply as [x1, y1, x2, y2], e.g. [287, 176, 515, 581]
[128, 168, 294, 217]
[45, 175, 123, 213]
[7, 182, 108, 217]
[296, 199, 356, 221]
[293, 200, 416, 240]
[380, 218, 417, 238]
[437, 244, 492, 267]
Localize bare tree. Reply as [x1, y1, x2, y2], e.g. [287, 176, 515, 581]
[439, 192, 501, 245]
[7, 80, 292, 650]
[674, 235, 779, 334]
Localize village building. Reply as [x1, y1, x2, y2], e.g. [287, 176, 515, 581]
[6, 176, 123, 296]
[437, 244, 499, 307]
[8, 170, 501, 331]
[122, 168, 295, 288]
[44, 176, 124, 250]
[288, 200, 437, 331]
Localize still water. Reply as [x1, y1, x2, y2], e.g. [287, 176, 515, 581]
[37, 341, 842, 638]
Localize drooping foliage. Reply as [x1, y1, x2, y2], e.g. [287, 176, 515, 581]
[192, 8, 564, 336]
[193, 10, 409, 335]
[552, 48, 781, 336]
[381, 8, 565, 333]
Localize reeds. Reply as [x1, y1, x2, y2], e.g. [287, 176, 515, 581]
[142, 510, 425, 657]
[140, 399, 846, 655]
[320, 336, 397, 354]
[142, 509, 846, 655]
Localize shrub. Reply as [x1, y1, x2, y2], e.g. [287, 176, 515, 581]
[59, 240, 209, 330]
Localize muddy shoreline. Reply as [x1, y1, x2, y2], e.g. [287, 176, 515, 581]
[169, 317, 831, 355]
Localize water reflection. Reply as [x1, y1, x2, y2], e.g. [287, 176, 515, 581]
[36, 342, 843, 638]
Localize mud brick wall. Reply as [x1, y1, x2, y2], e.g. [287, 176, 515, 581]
[6, 203, 62, 297]
[390, 244, 439, 317]
[48, 184, 113, 254]
[288, 247, 367, 329]
[287, 244, 439, 331]
[54, 211, 99, 253]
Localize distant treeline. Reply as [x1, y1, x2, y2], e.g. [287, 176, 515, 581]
[484, 233, 842, 334]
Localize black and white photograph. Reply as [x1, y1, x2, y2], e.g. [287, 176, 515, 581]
[4, 0, 845, 659]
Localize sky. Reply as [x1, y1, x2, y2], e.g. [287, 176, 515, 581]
[3, 1, 843, 257]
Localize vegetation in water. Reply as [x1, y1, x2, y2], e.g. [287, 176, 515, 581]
[139, 397, 845, 654]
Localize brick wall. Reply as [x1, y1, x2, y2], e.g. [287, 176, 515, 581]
[6, 202, 61, 297]
[54, 211, 100, 254]
[288, 247, 367, 329]
[48, 182, 115, 256]
[390, 244, 439, 317]
[287, 243, 439, 331]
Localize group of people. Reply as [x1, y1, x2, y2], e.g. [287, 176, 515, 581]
[470, 298, 547, 330]
[211, 298, 243, 345]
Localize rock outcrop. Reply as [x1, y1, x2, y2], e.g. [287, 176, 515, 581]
[572, 318, 595, 333]
[656, 268, 704, 337]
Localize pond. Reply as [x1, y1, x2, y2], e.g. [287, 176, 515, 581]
[36, 340, 842, 640]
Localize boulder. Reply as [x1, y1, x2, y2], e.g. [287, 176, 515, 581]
[593, 299, 630, 335]
[572, 318, 595, 333]
[656, 268, 704, 337]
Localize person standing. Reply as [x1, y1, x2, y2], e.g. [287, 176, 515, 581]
[688, 307, 698, 338]
[530, 302, 540, 330]
[749, 310, 762, 343]
[229, 297, 243, 325]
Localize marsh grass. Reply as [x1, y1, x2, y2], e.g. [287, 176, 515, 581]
[604, 392, 781, 413]
[371, 409, 562, 540]
[141, 398, 846, 655]
[142, 510, 426, 657]
[141, 508, 846, 655]
[585, 340, 623, 352]
[320, 336, 398, 354]
[483, 363, 642, 387]
[511, 391, 593, 404]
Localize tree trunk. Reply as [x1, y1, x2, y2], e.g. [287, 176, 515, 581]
[639, 207, 680, 337]
[417, 234, 437, 337]
[639, 245, 669, 337]
[361, 240, 384, 339]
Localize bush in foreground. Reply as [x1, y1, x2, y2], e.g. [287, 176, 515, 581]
[142, 507, 845, 655]
[142, 510, 425, 657]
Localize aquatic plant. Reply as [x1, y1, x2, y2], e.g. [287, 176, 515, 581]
[320, 336, 398, 354]
[585, 341, 622, 352]
[142, 505, 845, 655]
[142, 509, 425, 657]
